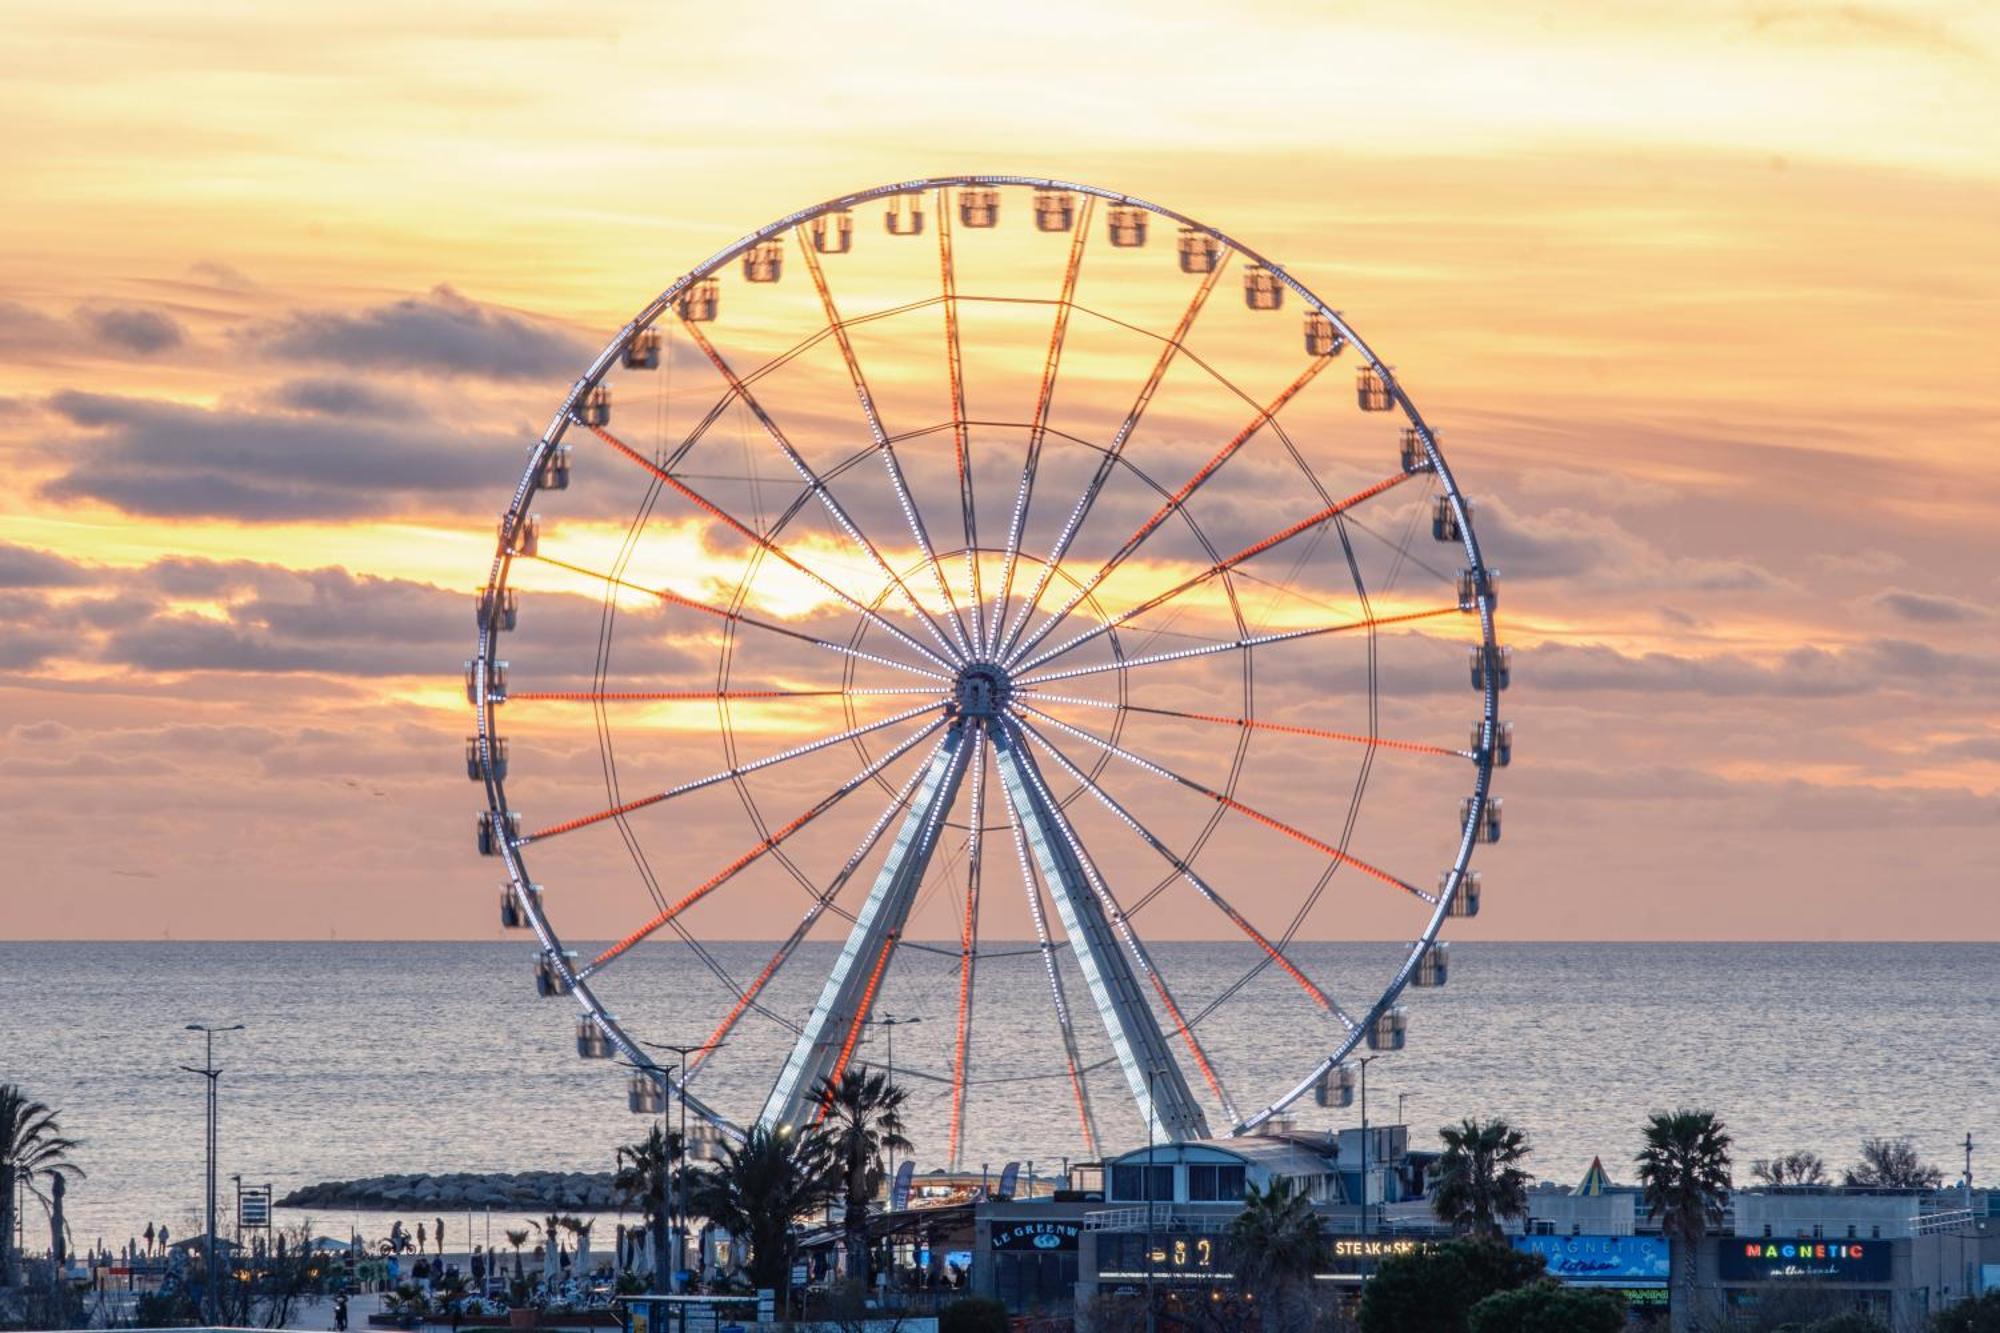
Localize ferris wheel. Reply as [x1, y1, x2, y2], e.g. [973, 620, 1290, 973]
[467, 176, 1508, 1161]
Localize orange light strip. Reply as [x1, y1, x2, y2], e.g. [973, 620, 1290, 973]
[820, 934, 899, 1116]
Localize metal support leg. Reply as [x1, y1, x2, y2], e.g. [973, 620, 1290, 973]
[989, 719, 1209, 1142]
[758, 722, 975, 1129]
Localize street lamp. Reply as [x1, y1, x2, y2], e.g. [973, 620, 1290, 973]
[181, 1023, 243, 1324]
[862, 1014, 922, 1187]
[639, 1040, 725, 1294]
[1353, 1055, 1378, 1238]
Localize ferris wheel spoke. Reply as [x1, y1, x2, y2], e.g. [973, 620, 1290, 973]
[936, 191, 985, 654]
[686, 726, 959, 1086]
[994, 748, 1101, 1155]
[672, 316, 966, 666]
[1011, 469, 1418, 676]
[520, 700, 945, 844]
[987, 196, 1095, 658]
[511, 687, 944, 704]
[947, 719, 989, 1170]
[531, 550, 951, 683]
[990, 716, 1230, 1137]
[1006, 355, 1333, 667]
[1012, 701, 1436, 905]
[995, 257, 1229, 661]
[797, 231, 974, 659]
[1014, 604, 1461, 690]
[757, 722, 977, 1130]
[1016, 691, 1470, 761]
[580, 423, 959, 674]
[1012, 714, 1355, 1028]
[577, 716, 949, 979]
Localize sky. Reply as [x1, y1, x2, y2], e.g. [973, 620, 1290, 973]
[2, 0, 1997, 943]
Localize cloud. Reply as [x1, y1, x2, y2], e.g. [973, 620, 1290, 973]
[1873, 588, 1989, 623]
[250, 284, 593, 379]
[1523, 637, 1999, 699]
[76, 306, 186, 354]
[0, 542, 89, 588]
[272, 376, 404, 417]
[41, 389, 517, 520]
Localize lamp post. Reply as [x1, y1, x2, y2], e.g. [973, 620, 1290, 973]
[864, 1014, 922, 1186]
[181, 1022, 243, 1323]
[640, 1041, 725, 1294]
[1144, 1064, 1158, 1333]
[1353, 1055, 1377, 1238]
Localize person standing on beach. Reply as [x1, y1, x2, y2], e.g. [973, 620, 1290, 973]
[435, 1218, 445, 1257]
[417, 1222, 427, 1255]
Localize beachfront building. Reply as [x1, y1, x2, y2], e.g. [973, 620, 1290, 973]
[971, 1127, 1435, 1318]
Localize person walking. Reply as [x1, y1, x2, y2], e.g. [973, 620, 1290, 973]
[417, 1222, 427, 1255]
[334, 1294, 349, 1332]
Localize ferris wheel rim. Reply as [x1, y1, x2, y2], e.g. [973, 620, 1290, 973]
[469, 174, 1505, 1145]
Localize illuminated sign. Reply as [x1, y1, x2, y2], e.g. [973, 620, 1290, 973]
[1147, 1237, 1219, 1270]
[1717, 1240, 1892, 1283]
[991, 1221, 1081, 1253]
[1331, 1239, 1433, 1260]
[1514, 1235, 1668, 1283]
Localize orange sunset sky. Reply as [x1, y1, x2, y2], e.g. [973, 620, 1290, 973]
[2, 0, 1996, 941]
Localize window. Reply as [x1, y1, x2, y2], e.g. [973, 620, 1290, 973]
[1111, 1164, 1175, 1202]
[1185, 1163, 1247, 1202]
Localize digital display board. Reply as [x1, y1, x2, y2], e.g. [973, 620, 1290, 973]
[1514, 1235, 1669, 1283]
[1718, 1240, 1892, 1283]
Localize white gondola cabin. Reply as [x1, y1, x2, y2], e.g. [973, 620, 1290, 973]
[677, 279, 719, 322]
[1442, 870, 1482, 918]
[477, 586, 518, 632]
[1304, 313, 1344, 358]
[1243, 265, 1284, 310]
[534, 951, 576, 998]
[1471, 720, 1514, 767]
[629, 1070, 668, 1115]
[576, 1015, 613, 1059]
[1432, 495, 1472, 543]
[504, 513, 540, 558]
[1412, 942, 1449, 988]
[1357, 366, 1394, 411]
[476, 810, 521, 857]
[959, 187, 1000, 228]
[885, 195, 925, 236]
[1469, 644, 1512, 692]
[539, 444, 572, 490]
[1458, 568, 1499, 612]
[1314, 1064, 1357, 1108]
[1399, 427, 1434, 474]
[621, 328, 662, 370]
[1033, 189, 1076, 232]
[465, 735, 508, 782]
[499, 882, 538, 930]
[742, 241, 783, 283]
[1107, 205, 1148, 248]
[1177, 227, 1222, 274]
[1366, 1007, 1408, 1052]
[578, 385, 611, 428]
[811, 210, 854, 254]
[464, 658, 508, 704]
[1462, 795, 1502, 843]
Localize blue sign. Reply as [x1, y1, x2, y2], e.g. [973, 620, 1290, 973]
[1514, 1235, 1669, 1284]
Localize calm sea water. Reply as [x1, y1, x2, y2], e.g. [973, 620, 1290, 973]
[2, 941, 1994, 1247]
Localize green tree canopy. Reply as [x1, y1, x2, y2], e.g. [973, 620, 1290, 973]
[1467, 1282, 1626, 1333]
[1934, 1290, 2000, 1333]
[1431, 1117, 1534, 1237]
[1356, 1238, 1545, 1333]
[687, 1124, 837, 1294]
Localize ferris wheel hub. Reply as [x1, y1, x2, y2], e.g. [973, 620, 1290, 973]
[950, 662, 1012, 719]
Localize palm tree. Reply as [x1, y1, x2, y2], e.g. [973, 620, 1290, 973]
[811, 1068, 911, 1287]
[1635, 1109, 1731, 1333]
[614, 1124, 684, 1293]
[503, 1228, 530, 1280]
[1431, 1117, 1534, 1238]
[687, 1125, 837, 1296]
[1, 1085, 85, 1288]
[1228, 1178, 1326, 1332]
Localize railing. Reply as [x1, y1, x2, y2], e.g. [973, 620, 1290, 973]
[1913, 1209, 1975, 1235]
[1083, 1205, 1234, 1234]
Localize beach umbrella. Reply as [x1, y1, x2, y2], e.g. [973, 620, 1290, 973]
[542, 1238, 557, 1285]
[574, 1225, 591, 1279]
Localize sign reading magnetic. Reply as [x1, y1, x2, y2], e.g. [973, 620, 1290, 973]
[1514, 1235, 1668, 1283]
[1718, 1240, 1891, 1283]
[990, 1221, 1081, 1252]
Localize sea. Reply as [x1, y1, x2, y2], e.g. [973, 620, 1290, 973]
[3, 941, 1995, 1250]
